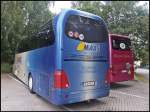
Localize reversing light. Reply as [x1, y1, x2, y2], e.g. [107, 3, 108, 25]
[66, 84, 69, 87]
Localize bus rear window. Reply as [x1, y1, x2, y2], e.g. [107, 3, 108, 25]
[112, 38, 131, 50]
[65, 15, 108, 43]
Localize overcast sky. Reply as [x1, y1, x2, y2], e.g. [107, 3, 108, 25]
[49, 1, 149, 14]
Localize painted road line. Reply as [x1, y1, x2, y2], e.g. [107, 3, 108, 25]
[60, 106, 74, 111]
[8, 74, 75, 111]
[8, 74, 28, 89]
[111, 90, 147, 100]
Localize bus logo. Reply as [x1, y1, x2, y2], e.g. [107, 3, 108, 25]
[76, 42, 85, 51]
[76, 41, 100, 52]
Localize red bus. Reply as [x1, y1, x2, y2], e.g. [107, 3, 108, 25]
[108, 34, 134, 83]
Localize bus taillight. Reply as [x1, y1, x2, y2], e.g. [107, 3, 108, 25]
[105, 69, 110, 84]
[54, 70, 69, 89]
[110, 65, 113, 73]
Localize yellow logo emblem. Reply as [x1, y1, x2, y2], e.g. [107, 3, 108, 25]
[76, 42, 85, 51]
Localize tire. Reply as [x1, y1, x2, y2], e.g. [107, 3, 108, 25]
[28, 75, 35, 93]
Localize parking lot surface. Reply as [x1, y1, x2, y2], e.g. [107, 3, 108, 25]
[1, 74, 149, 111]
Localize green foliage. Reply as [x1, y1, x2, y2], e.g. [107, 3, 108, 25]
[1, 63, 12, 73]
[72, 1, 149, 65]
[1, 1, 149, 67]
[1, 1, 54, 64]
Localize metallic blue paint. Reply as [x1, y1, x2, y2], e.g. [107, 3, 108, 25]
[51, 9, 110, 105]
[13, 9, 110, 105]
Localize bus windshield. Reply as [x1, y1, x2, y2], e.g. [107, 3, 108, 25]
[112, 38, 131, 50]
[65, 15, 108, 43]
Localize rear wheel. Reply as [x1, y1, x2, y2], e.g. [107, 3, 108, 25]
[28, 75, 35, 93]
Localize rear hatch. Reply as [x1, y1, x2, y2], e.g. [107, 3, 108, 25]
[63, 41, 108, 91]
[62, 14, 109, 92]
[111, 36, 134, 81]
[112, 51, 134, 75]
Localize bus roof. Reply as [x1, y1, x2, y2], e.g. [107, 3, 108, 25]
[109, 34, 129, 39]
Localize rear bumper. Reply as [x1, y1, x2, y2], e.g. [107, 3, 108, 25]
[110, 77, 134, 83]
[50, 86, 110, 105]
[110, 73, 134, 83]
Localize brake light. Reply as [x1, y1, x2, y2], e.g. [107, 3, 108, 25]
[105, 68, 111, 84]
[54, 70, 69, 89]
[105, 65, 113, 83]
[129, 66, 134, 78]
[110, 65, 113, 73]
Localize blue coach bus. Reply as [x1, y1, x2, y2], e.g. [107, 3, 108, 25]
[13, 9, 110, 105]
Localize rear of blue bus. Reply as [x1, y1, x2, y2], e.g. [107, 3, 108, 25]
[51, 10, 109, 105]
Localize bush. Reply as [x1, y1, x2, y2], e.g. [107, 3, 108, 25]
[1, 63, 12, 73]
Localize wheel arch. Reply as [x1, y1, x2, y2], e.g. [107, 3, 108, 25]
[28, 72, 32, 79]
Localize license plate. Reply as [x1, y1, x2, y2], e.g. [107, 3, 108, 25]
[82, 81, 95, 86]
[122, 70, 127, 73]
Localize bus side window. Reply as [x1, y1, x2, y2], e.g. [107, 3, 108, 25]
[36, 30, 55, 49]
[16, 20, 55, 52]
[29, 37, 38, 50]
[112, 39, 119, 49]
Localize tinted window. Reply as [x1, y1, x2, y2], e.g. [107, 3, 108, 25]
[34, 30, 55, 49]
[65, 15, 108, 43]
[17, 30, 55, 53]
[112, 38, 131, 50]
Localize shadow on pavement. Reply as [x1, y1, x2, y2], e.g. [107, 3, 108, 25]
[63, 99, 106, 109]
[110, 83, 132, 89]
[35, 93, 108, 111]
